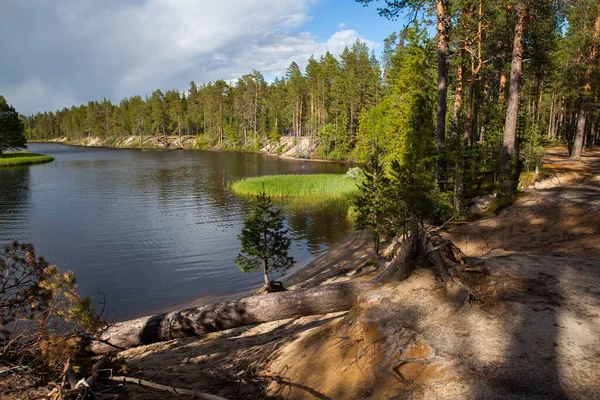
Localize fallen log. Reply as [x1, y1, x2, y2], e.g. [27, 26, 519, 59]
[90, 281, 375, 354]
[90, 226, 465, 354]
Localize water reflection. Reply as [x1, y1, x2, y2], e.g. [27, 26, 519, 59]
[0, 167, 31, 242]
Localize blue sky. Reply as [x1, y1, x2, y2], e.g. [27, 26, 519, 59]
[0, 0, 415, 115]
[304, 0, 402, 47]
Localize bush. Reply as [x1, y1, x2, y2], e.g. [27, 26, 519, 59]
[344, 167, 363, 182]
[0, 241, 102, 381]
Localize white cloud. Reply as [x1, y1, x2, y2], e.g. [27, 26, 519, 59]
[338, 22, 347, 29]
[0, 0, 376, 114]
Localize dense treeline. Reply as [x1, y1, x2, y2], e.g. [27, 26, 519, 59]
[26, 0, 600, 204]
[27, 42, 382, 159]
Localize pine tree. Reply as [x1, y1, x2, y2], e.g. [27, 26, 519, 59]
[235, 190, 295, 290]
[352, 150, 398, 265]
[0, 96, 26, 155]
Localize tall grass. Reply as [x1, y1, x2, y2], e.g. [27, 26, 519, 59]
[0, 152, 54, 168]
[232, 174, 358, 216]
[231, 174, 358, 199]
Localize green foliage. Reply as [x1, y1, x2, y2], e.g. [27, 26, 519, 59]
[269, 128, 281, 144]
[352, 151, 399, 255]
[0, 96, 27, 155]
[0, 152, 54, 167]
[352, 26, 436, 167]
[0, 241, 102, 376]
[344, 166, 363, 182]
[235, 191, 295, 283]
[389, 157, 448, 224]
[522, 120, 546, 174]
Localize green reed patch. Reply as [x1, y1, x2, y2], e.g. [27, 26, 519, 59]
[0, 152, 54, 168]
[231, 174, 358, 200]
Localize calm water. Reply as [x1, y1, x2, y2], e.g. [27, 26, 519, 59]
[0, 143, 351, 321]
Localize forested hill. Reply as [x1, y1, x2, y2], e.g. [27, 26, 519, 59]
[26, 1, 599, 188]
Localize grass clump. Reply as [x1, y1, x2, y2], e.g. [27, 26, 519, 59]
[231, 174, 358, 200]
[0, 151, 54, 167]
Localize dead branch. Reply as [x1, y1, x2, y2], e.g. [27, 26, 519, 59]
[108, 376, 228, 400]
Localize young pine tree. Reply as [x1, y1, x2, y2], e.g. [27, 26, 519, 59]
[352, 150, 398, 267]
[235, 190, 295, 290]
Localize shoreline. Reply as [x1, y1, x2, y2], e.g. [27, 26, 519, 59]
[28, 136, 353, 165]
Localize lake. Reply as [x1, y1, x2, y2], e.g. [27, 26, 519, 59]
[0, 143, 352, 321]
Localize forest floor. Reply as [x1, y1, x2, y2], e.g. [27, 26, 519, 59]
[112, 146, 600, 399]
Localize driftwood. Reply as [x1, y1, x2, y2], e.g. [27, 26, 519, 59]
[90, 226, 467, 354]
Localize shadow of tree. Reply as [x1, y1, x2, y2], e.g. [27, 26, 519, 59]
[126, 313, 343, 399]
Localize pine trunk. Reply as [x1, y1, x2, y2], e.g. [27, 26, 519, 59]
[571, 103, 586, 160]
[435, 0, 448, 187]
[500, 0, 526, 194]
[464, 77, 476, 147]
[451, 48, 464, 139]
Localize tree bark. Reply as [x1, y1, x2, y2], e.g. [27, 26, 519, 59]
[435, 0, 449, 188]
[464, 77, 476, 147]
[263, 259, 271, 287]
[548, 88, 556, 139]
[451, 48, 465, 140]
[464, 0, 484, 148]
[571, 103, 586, 159]
[499, 72, 507, 106]
[500, 0, 527, 194]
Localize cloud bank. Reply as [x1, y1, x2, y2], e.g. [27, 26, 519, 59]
[0, 0, 375, 115]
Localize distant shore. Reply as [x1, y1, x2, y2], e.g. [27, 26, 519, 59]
[29, 135, 348, 164]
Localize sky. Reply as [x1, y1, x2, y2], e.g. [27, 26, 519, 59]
[1, 0, 407, 116]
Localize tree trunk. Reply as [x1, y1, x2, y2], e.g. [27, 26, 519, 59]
[571, 102, 586, 159]
[464, 77, 476, 147]
[500, 0, 526, 194]
[178, 116, 181, 145]
[90, 281, 374, 354]
[451, 48, 464, 140]
[499, 72, 507, 106]
[464, 0, 484, 148]
[548, 88, 556, 139]
[435, 0, 449, 188]
[263, 259, 271, 288]
[90, 227, 465, 355]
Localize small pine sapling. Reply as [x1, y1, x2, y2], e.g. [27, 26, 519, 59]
[235, 189, 295, 291]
